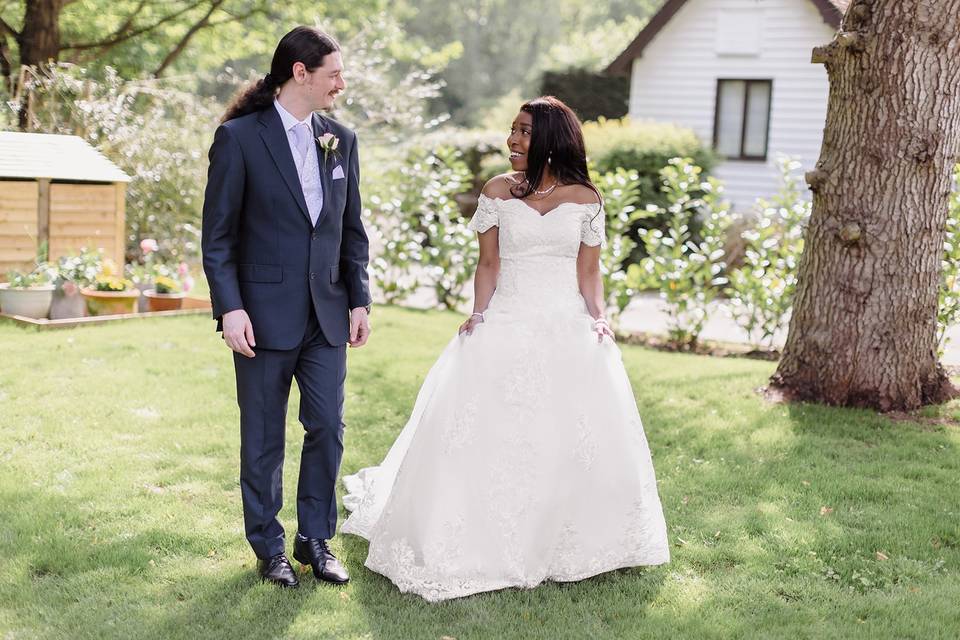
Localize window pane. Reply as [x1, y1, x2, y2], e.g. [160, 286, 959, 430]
[716, 80, 745, 157]
[743, 82, 771, 157]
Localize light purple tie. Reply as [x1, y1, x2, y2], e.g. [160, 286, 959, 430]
[292, 122, 311, 169]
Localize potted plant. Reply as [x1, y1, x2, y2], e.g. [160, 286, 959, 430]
[80, 259, 140, 316]
[129, 238, 159, 312]
[0, 265, 57, 319]
[144, 274, 188, 312]
[50, 248, 103, 320]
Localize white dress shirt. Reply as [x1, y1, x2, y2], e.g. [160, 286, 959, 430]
[274, 99, 324, 225]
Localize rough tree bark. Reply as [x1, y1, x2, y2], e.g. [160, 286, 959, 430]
[770, 0, 960, 411]
[18, 0, 63, 68]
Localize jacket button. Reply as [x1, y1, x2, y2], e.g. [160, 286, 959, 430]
[310, 272, 316, 280]
[312, 233, 319, 241]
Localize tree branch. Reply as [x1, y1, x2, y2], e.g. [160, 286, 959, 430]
[61, 1, 205, 51]
[152, 1, 270, 76]
[152, 0, 224, 77]
[106, 0, 149, 43]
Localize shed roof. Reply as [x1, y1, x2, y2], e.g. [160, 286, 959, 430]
[606, 0, 850, 74]
[0, 131, 131, 183]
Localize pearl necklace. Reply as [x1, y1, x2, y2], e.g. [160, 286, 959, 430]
[506, 173, 558, 196]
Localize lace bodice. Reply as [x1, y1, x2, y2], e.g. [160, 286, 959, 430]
[467, 194, 606, 316]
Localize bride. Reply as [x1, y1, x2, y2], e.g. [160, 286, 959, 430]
[342, 96, 670, 602]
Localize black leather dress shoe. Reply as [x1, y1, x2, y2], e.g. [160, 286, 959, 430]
[293, 534, 350, 584]
[257, 553, 299, 588]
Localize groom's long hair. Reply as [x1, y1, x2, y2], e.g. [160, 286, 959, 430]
[221, 26, 340, 123]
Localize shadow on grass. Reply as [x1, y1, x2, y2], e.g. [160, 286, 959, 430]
[0, 484, 315, 640]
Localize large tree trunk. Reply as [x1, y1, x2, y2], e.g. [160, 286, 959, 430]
[769, 0, 960, 411]
[19, 0, 62, 67]
[17, 0, 65, 129]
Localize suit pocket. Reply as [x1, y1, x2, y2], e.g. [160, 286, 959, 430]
[238, 264, 283, 283]
[330, 265, 340, 283]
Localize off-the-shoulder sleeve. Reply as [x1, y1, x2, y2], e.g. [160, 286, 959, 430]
[468, 194, 499, 233]
[580, 205, 606, 247]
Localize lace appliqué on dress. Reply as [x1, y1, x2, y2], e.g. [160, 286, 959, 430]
[467, 194, 499, 233]
[580, 207, 606, 248]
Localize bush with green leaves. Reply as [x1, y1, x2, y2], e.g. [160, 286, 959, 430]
[938, 164, 960, 354]
[367, 146, 475, 309]
[591, 168, 654, 326]
[583, 118, 716, 202]
[632, 158, 732, 349]
[725, 157, 810, 349]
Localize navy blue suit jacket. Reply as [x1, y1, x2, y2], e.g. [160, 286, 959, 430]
[201, 106, 371, 350]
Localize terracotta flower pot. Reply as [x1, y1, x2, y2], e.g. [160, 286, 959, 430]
[0, 283, 55, 319]
[80, 288, 141, 316]
[144, 289, 186, 312]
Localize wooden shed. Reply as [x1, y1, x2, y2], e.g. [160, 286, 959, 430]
[0, 131, 130, 278]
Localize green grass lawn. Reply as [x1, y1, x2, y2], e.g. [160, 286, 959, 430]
[1, 306, 958, 639]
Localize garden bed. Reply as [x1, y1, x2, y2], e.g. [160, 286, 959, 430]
[0, 295, 211, 329]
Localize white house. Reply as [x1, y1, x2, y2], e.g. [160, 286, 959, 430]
[606, 0, 849, 211]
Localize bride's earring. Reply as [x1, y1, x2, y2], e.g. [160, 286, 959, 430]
[547, 153, 552, 165]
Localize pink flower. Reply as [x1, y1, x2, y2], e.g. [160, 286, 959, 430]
[177, 262, 189, 277]
[140, 238, 159, 254]
[183, 275, 195, 292]
[62, 281, 78, 296]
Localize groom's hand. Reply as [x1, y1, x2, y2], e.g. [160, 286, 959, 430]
[223, 309, 256, 358]
[349, 307, 370, 348]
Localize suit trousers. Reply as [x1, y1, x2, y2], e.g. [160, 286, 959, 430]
[233, 311, 347, 559]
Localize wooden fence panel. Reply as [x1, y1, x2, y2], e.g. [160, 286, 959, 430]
[48, 183, 123, 265]
[0, 181, 39, 277]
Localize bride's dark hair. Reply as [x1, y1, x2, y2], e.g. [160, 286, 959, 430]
[221, 26, 340, 123]
[513, 96, 602, 207]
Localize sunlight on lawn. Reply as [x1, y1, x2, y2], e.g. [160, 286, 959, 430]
[0, 306, 958, 640]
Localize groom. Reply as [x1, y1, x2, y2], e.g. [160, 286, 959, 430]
[202, 26, 371, 588]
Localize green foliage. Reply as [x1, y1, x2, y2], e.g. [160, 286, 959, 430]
[540, 70, 629, 121]
[592, 168, 655, 324]
[5, 264, 56, 288]
[0, 0, 389, 79]
[414, 128, 506, 190]
[584, 117, 717, 183]
[726, 157, 810, 349]
[583, 118, 718, 262]
[536, 10, 651, 72]
[13, 64, 219, 262]
[329, 13, 449, 145]
[634, 158, 732, 349]
[938, 164, 960, 354]
[367, 146, 475, 309]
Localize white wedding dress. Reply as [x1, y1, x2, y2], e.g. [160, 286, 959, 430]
[341, 194, 670, 602]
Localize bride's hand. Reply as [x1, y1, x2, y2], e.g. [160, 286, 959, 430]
[459, 312, 484, 336]
[593, 317, 614, 343]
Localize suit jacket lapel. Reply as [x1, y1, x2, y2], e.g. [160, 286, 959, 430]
[312, 113, 334, 228]
[258, 107, 311, 225]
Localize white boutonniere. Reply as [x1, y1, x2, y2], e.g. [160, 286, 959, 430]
[316, 132, 340, 161]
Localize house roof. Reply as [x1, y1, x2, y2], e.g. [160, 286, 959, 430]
[605, 0, 849, 74]
[0, 131, 131, 183]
